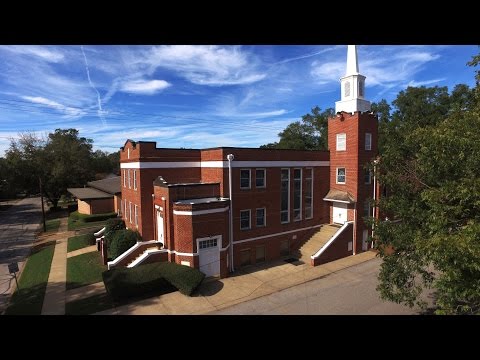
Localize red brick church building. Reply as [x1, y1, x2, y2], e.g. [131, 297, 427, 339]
[108, 45, 379, 278]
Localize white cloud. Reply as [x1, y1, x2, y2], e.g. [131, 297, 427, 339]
[120, 79, 171, 95]
[0, 45, 65, 63]
[146, 45, 266, 86]
[310, 46, 442, 89]
[407, 78, 446, 87]
[21, 96, 85, 118]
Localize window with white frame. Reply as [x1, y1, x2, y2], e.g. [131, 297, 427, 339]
[365, 169, 372, 184]
[305, 168, 313, 219]
[129, 201, 132, 223]
[256, 208, 266, 227]
[365, 133, 372, 151]
[123, 170, 126, 187]
[133, 170, 137, 190]
[255, 169, 266, 188]
[134, 204, 138, 226]
[124, 200, 127, 220]
[240, 209, 251, 230]
[199, 238, 217, 249]
[293, 169, 302, 221]
[336, 133, 346, 151]
[336, 168, 346, 184]
[128, 169, 131, 189]
[240, 169, 251, 189]
[281, 169, 290, 223]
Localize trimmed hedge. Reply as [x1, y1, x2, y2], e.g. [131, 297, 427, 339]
[103, 262, 205, 301]
[83, 212, 118, 223]
[159, 262, 205, 296]
[109, 229, 141, 260]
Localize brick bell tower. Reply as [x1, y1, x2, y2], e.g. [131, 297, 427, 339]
[324, 45, 378, 254]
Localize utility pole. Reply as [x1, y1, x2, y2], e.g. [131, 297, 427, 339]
[39, 177, 46, 232]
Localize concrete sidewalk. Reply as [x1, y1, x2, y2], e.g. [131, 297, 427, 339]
[96, 251, 377, 315]
[67, 245, 97, 258]
[41, 217, 73, 315]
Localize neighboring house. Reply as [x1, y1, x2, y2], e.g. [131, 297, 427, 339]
[113, 45, 380, 278]
[68, 176, 122, 215]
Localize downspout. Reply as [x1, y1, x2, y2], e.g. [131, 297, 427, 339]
[371, 159, 378, 248]
[353, 202, 357, 255]
[227, 154, 235, 272]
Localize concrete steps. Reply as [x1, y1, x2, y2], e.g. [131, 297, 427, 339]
[293, 224, 341, 262]
[127, 245, 160, 267]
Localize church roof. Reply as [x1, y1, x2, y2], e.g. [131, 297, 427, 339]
[323, 189, 355, 204]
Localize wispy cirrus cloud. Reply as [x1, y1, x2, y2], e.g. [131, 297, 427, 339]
[120, 79, 171, 95]
[311, 46, 442, 89]
[0, 45, 65, 63]
[406, 78, 446, 87]
[145, 45, 266, 86]
[21, 96, 86, 118]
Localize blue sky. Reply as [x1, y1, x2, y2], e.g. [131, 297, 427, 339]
[0, 45, 477, 156]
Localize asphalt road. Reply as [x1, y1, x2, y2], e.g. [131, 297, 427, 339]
[0, 197, 42, 314]
[211, 257, 427, 315]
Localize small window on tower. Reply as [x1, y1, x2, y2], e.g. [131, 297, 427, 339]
[359, 81, 364, 97]
[345, 81, 351, 97]
[336, 133, 346, 151]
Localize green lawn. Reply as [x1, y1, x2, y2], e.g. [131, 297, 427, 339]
[66, 252, 107, 290]
[5, 242, 56, 315]
[45, 218, 61, 232]
[67, 234, 95, 253]
[65, 293, 115, 315]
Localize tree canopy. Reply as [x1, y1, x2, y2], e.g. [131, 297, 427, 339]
[373, 55, 480, 314]
[0, 128, 119, 205]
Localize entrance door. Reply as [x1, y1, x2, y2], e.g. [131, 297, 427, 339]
[198, 237, 220, 277]
[157, 211, 164, 244]
[333, 202, 348, 224]
[362, 230, 368, 251]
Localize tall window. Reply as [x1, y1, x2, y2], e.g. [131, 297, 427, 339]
[256, 208, 266, 227]
[293, 169, 302, 221]
[363, 200, 372, 218]
[129, 202, 132, 223]
[365, 133, 372, 151]
[336, 133, 346, 151]
[255, 169, 266, 188]
[365, 169, 372, 184]
[128, 169, 131, 189]
[305, 168, 313, 219]
[337, 168, 346, 184]
[133, 170, 137, 190]
[281, 169, 290, 223]
[359, 80, 364, 97]
[124, 200, 127, 219]
[240, 169, 251, 189]
[123, 170, 126, 187]
[134, 205, 138, 226]
[240, 209, 251, 230]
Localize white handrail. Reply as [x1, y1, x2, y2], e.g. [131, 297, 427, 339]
[127, 248, 167, 268]
[311, 221, 353, 259]
[94, 227, 106, 237]
[107, 240, 160, 270]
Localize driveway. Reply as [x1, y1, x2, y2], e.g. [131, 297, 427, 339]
[210, 258, 428, 314]
[0, 197, 42, 314]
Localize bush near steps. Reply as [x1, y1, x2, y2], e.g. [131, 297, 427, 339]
[102, 262, 205, 301]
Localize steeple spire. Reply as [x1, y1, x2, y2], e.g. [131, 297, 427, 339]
[346, 45, 359, 75]
[335, 45, 371, 113]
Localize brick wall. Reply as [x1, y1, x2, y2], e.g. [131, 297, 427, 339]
[312, 222, 353, 266]
[77, 199, 91, 214]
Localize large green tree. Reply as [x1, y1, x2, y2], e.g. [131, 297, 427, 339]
[373, 58, 480, 314]
[261, 106, 333, 150]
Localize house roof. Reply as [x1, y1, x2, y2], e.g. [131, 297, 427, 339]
[87, 176, 121, 195]
[67, 187, 113, 200]
[323, 189, 355, 204]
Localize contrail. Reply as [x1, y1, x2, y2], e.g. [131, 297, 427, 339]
[80, 45, 106, 126]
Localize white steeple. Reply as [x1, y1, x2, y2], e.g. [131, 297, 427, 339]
[335, 45, 371, 113]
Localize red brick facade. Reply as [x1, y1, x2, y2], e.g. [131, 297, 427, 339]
[118, 110, 378, 278]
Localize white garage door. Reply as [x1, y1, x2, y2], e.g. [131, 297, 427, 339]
[333, 202, 348, 224]
[198, 237, 220, 277]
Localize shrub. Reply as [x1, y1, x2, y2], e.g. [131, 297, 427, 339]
[159, 262, 205, 296]
[104, 218, 126, 253]
[102, 261, 205, 302]
[109, 229, 141, 260]
[103, 262, 175, 301]
[83, 212, 118, 223]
